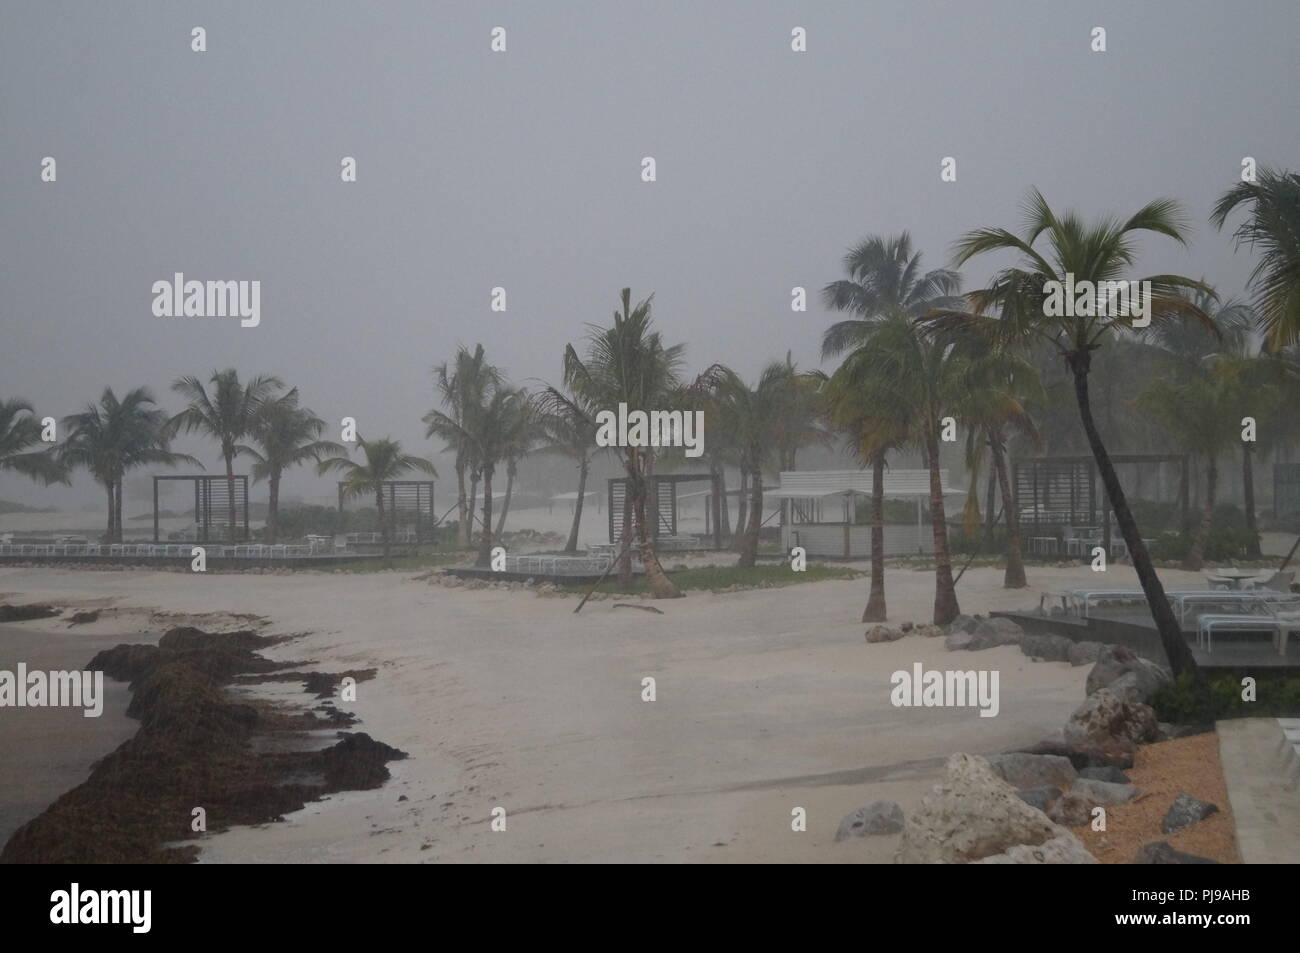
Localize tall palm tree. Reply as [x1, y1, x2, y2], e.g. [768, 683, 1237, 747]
[550, 288, 685, 598]
[169, 370, 283, 542]
[61, 388, 196, 541]
[938, 189, 1214, 676]
[463, 387, 532, 566]
[318, 437, 436, 564]
[822, 233, 965, 624]
[493, 394, 540, 539]
[1211, 167, 1300, 349]
[0, 399, 67, 487]
[534, 393, 600, 553]
[236, 389, 345, 543]
[425, 345, 502, 549]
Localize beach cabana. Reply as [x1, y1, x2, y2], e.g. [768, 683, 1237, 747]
[770, 469, 963, 557]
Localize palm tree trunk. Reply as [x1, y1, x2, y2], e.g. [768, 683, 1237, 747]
[267, 470, 281, 543]
[927, 431, 960, 625]
[739, 467, 763, 568]
[376, 488, 390, 564]
[863, 452, 887, 622]
[225, 452, 237, 542]
[990, 432, 1026, 588]
[468, 473, 480, 545]
[455, 459, 468, 548]
[1184, 456, 1217, 571]
[716, 466, 731, 537]
[618, 488, 633, 585]
[476, 468, 495, 567]
[734, 469, 749, 551]
[1068, 349, 1198, 678]
[104, 482, 114, 543]
[495, 461, 515, 537]
[113, 477, 123, 542]
[630, 463, 680, 598]
[1242, 442, 1261, 557]
[565, 458, 589, 553]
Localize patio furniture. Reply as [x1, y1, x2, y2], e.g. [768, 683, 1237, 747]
[1243, 569, 1295, 592]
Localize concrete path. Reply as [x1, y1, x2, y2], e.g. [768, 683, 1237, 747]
[1216, 718, 1300, 864]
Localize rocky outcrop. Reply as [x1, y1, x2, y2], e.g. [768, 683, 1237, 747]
[1020, 633, 1074, 662]
[835, 801, 904, 840]
[865, 625, 906, 643]
[1085, 645, 1171, 704]
[896, 754, 1094, 864]
[1065, 688, 1158, 745]
[971, 834, 1098, 864]
[1012, 739, 1135, 770]
[986, 752, 1077, 790]
[1161, 793, 1220, 834]
[1068, 641, 1105, 667]
[967, 617, 1024, 650]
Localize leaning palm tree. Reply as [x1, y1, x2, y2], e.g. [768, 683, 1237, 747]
[935, 189, 1214, 676]
[0, 399, 67, 487]
[534, 392, 601, 553]
[493, 394, 540, 538]
[61, 388, 196, 541]
[547, 289, 685, 598]
[318, 437, 436, 564]
[169, 370, 283, 542]
[1211, 167, 1300, 349]
[425, 345, 502, 548]
[236, 389, 344, 543]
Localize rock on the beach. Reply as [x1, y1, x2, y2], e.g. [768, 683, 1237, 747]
[835, 801, 905, 840]
[987, 752, 1077, 790]
[1070, 778, 1139, 805]
[865, 624, 906, 643]
[971, 834, 1098, 864]
[946, 614, 980, 635]
[1016, 786, 1062, 814]
[1014, 739, 1135, 770]
[1078, 765, 1130, 784]
[1065, 688, 1158, 746]
[944, 631, 975, 652]
[1068, 641, 1105, 667]
[914, 623, 945, 638]
[1020, 633, 1074, 662]
[1049, 792, 1095, 827]
[967, 617, 1024, 650]
[1161, 793, 1220, 834]
[1134, 841, 1220, 864]
[1085, 645, 1171, 703]
[896, 753, 1089, 864]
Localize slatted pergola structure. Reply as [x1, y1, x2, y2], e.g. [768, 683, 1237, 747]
[337, 480, 436, 544]
[153, 474, 250, 543]
[607, 473, 723, 549]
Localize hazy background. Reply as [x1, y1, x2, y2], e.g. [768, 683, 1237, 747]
[3, 0, 1298, 511]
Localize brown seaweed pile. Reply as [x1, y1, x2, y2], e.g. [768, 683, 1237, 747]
[1, 626, 403, 864]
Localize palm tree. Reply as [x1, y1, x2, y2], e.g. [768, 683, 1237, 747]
[1211, 167, 1300, 349]
[236, 389, 344, 543]
[462, 387, 532, 566]
[425, 346, 502, 549]
[493, 394, 540, 539]
[938, 189, 1214, 676]
[169, 370, 283, 542]
[0, 399, 67, 487]
[822, 233, 965, 624]
[550, 288, 685, 598]
[61, 388, 196, 541]
[318, 437, 436, 564]
[535, 393, 600, 553]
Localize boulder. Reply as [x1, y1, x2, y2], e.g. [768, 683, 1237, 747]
[944, 631, 975, 652]
[1068, 640, 1105, 667]
[1134, 841, 1220, 864]
[1020, 633, 1074, 662]
[1161, 793, 1219, 834]
[1016, 786, 1062, 814]
[914, 624, 945, 638]
[834, 801, 905, 840]
[1014, 739, 1135, 770]
[1049, 792, 1095, 827]
[967, 617, 1024, 650]
[900, 621, 914, 633]
[1070, 778, 1139, 805]
[1078, 765, 1130, 784]
[971, 834, 1098, 864]
[986, 752, 1077, 790]
[1156, 722, 1212, 742]
[1085, 645, 1171, 703]
[946, 614, 980, 635]
[895, 753, 1089, 864]
[1065, 689, 1158, 746]
[865, 625, 906, 643]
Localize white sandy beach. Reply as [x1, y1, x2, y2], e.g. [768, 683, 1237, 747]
[0, 556, 1215, 863]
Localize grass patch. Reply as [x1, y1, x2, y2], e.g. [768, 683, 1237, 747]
[1153, 672, 1300, 722]
[562, 562, 859, 595]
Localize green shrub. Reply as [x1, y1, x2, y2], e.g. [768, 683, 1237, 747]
[1153, 672, 1300, 722]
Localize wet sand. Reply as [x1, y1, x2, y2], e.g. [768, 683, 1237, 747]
[0, 623, 156, 847]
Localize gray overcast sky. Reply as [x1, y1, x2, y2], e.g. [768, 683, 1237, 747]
[3, 1, 1298, 508]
